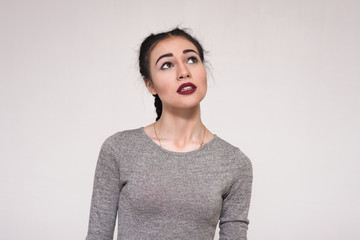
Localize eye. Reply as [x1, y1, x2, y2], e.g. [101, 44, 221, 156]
[160, 62, 172, 70]
[187, 56, 198, 64]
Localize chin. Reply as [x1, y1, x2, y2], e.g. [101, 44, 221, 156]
[162, 90, 207, 110]
[177, 96, 206, 110]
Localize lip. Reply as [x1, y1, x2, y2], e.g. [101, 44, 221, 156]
[177, 82, 197, 95]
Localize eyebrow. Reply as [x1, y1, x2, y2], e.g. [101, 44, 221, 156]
[183, 49, 199, 55]
[155, 49, 199, 65]
[155, 53, 173, 65]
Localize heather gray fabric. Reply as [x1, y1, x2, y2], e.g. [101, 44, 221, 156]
[86, 127, 252, 240]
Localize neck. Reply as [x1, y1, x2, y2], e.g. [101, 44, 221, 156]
[155, 104, 205, 148]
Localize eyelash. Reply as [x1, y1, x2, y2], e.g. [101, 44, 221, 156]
[160, 56, 199, 70]
[187, 56, 198, 64]
[160, 62, 173, 70]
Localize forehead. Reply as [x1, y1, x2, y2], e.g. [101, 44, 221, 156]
[150, 36, 198, 61]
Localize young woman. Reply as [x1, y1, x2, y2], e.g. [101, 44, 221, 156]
[86, 28, 253, 240]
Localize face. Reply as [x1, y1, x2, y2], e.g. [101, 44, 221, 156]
[146, 36, 207, 111]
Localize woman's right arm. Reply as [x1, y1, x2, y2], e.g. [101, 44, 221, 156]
[86, 139, 121, 240]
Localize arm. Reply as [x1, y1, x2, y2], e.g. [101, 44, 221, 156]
[219, 151, 253, 240]
[86, 139, 121, 240]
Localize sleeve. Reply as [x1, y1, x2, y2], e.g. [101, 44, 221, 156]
[86, 138, 121, 240]
[219, 150, 253, 240]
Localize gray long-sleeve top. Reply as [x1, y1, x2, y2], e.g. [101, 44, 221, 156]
[86, 127, 252, 240]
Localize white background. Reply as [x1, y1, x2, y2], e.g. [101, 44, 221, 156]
[1, 0, 359, 239]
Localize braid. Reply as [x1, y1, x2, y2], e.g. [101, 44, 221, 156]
[154, 94, 162, 121]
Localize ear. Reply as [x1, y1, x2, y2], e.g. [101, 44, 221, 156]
[145, 79, 157, 95]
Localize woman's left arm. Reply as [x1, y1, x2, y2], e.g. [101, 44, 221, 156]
[219, 149, 253, 240]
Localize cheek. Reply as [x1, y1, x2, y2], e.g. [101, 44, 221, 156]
[194, 71, 207, 97]
[199, 69, 208, 96]
[197, 68, 207, 86]
[196, 66, 207, 80]
[152, 76, 173, 95]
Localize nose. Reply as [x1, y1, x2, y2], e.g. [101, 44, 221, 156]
[177, 63, 191, 80]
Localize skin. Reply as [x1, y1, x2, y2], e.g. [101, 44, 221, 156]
[144, 36, 214, 152]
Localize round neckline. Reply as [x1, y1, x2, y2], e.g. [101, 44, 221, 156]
[139, 127, 217, 156]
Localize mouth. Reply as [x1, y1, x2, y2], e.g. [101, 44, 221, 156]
[177, 82, 197, 95]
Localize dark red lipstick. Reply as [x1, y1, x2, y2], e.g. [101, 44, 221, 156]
[177, 82, 197, 95]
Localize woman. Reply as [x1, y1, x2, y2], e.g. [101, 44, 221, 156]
[86, 28, 253, 240]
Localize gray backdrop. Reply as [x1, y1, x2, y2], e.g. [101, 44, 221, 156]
[1, 0, 359, 239]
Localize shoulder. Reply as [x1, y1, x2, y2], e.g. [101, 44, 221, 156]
[212, 135, 252, 171]
[100, 127, 145, 152]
